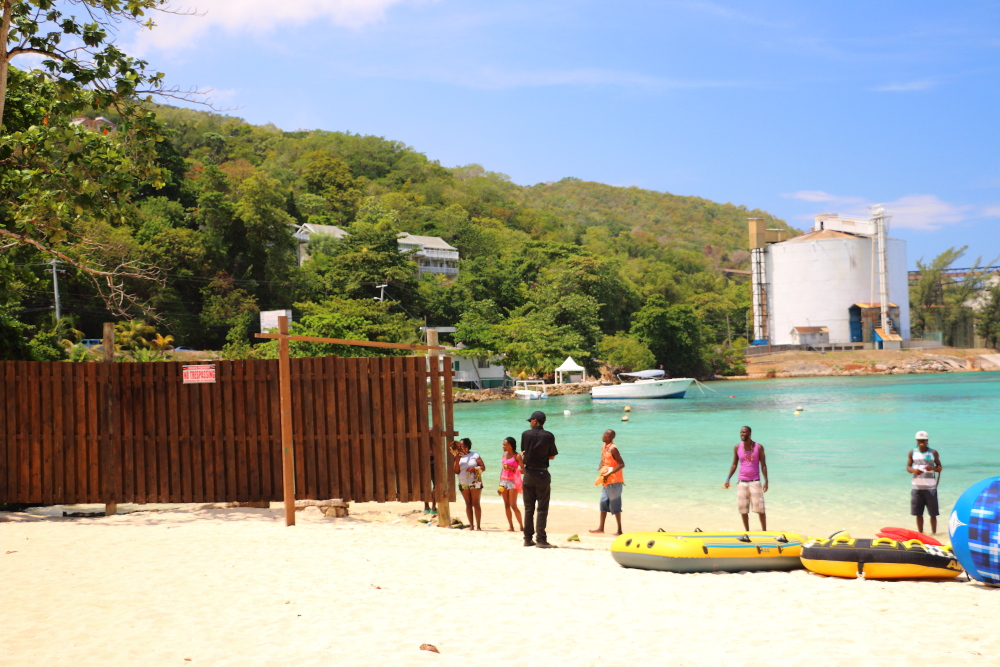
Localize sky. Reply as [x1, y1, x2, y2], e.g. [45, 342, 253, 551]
[59, 1, 1000, 267]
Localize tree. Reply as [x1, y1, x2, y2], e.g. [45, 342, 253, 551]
[251, 298, 418, 359]
[1, 66, 165, 313]
[455, 299, 590, 376]
[199, 272, 259, 334]
[976, 281, 1000, 349]
[294, 197, 417, 302]
[596, 334, 656, 373]
[1, 0, 175, 129]
[114, 318, 155, 351]
[301, 152, 362, 221]
[630, 296, 706, 378]
[910, 247, 997, 346]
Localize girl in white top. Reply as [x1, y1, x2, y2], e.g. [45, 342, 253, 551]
[453, 438, 485, 530]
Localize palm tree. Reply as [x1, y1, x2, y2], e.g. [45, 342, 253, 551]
[40, 313, 84, 349]
[130, 347, 166, 362]
[149, 333, 175, 351]
[115, 319, 156, 351]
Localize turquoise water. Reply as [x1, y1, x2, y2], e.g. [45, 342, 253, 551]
[453, 372, 1000, 533]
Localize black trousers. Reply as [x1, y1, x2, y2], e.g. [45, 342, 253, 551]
[522, 469, 551, 542]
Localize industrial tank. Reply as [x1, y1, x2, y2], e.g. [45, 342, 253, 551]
[765, 231, 910, 345]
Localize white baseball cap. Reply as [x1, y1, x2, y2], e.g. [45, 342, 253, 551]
[915, 430, 929, 440]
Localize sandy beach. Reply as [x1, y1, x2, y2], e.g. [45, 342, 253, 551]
[2, 501, 997, 667]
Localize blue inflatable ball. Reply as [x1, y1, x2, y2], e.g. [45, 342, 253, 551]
[949, 477, 1000, 585]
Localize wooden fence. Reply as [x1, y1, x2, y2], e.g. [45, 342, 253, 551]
[0, 356, 454, 506]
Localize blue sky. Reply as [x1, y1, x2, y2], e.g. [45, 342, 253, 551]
[105, 1, 1000, 267]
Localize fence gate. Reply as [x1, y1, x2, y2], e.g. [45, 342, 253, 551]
[0, 356, 453, 507]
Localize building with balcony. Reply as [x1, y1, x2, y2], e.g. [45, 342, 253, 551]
[398, 233, 460, 276]
[292, 225, 460, 277]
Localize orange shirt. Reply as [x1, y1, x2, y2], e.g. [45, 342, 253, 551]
[601, 443, 623, 485]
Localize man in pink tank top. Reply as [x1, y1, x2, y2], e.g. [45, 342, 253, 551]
[723, 425, 768, 530]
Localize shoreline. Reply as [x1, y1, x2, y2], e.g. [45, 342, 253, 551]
[455, 348, 1000, 400]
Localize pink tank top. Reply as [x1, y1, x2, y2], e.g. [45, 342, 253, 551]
[501, 455, 519, 481]
[737, 442, 761, 481]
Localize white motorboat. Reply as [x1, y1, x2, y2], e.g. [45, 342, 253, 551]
[590, 370, 693, 399]
[514, 379, 549, 400]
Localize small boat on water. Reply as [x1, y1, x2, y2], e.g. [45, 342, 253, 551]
[590, 370, 694, 400]
[514, 379, 548, 400]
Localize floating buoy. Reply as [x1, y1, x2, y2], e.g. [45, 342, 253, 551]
[729, 395, 735, 398]
[796, 406, 804, 411]
[794, 411, 801, 416]
[621, 415, 629, 422]
[563, 410, 571, 416]
[624, 406, 631, 412]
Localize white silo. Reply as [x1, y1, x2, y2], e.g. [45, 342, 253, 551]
[750, 213, 910, 347]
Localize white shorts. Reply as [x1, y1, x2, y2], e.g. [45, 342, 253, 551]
[737, 480, 764, 514]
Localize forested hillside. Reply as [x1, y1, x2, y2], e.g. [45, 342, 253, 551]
[3, 86, 797, 377]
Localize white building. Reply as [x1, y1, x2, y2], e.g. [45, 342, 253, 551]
[789, 326, 829, 346]
[450, 354, 509, 389]
[397, 233, 460, 276]
[292, 224, 459, 277]
[750, 213, 910, 347]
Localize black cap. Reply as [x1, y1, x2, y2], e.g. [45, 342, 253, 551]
[527, 410, 546, 424]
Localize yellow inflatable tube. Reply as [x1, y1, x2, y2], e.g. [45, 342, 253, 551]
[611, 531, 808, 573]
[800, 537, 963, 580]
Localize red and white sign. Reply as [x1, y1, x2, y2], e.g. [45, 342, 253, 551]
[182, 364, 216, 384]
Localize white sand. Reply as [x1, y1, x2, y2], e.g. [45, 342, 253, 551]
[2, 502, 996, 666]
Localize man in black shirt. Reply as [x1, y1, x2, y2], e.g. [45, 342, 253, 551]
[520, 410, 558, 548]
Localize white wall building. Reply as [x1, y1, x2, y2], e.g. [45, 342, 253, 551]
[750, 214, 910, 346]
[398, 233, 460, 276]
[450, 355, 509, 389]
[292, 224, 460, 277]
[789, 326, 829, 345]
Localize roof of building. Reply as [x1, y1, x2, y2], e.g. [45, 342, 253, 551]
[782, 229, 861, 243]
[296, 223, 348, 239]
[791, 326, 829, 333]
[874, 328, 903, 342]
[554, 356, 586, 372]
[397, 233, 457, 251]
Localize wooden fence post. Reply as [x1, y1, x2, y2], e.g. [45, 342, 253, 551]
[277, 316, 296, 527]
[427, 329, 451, 528]
[102, 322, 117, 516]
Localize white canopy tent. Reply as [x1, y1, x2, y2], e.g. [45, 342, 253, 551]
[554, 356, 586, 384]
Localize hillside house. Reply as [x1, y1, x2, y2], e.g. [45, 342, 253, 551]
[292, 224, 459, 276]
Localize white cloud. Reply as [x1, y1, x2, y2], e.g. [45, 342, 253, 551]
[884, 194, 974, 230]
[132, 0, 421, 53]
[782, 190, 867, 207]
[784, 191, 998, 231]
[873, 80, 936, 93]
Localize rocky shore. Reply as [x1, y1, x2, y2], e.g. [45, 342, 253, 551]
[453, 381, 599, 402]
[733, 348, 1000, 380]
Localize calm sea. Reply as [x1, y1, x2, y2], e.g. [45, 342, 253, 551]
[453, 372, 1000, 535]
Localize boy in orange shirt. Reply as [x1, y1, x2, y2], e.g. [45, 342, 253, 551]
[590, 429, 625, 535]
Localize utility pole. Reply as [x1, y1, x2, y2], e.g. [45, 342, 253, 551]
[375, 283, 387, 302]
[51, 259, 61, 321]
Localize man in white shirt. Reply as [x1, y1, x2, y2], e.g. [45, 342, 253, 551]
[906, 430, 942, 534]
